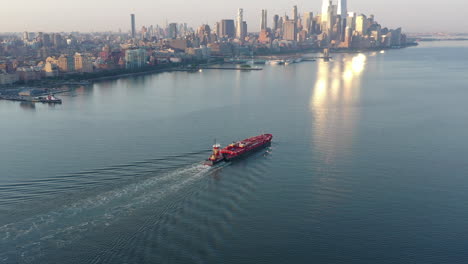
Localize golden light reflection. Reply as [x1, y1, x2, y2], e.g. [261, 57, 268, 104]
[310, 53, 367, 167]
[309, 54, 368, 207]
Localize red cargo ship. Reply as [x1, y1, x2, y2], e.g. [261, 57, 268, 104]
[205, 134, 273, 166]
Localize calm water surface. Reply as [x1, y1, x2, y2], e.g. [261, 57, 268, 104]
[1, 41, 468, 264]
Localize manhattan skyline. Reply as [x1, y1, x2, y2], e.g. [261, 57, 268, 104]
[0, 0, 465, 33]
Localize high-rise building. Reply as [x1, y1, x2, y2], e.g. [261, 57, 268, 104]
[321, 0, 331, 23]
[272, 14, 279, 32]
[337, 0, 348, 41]
[283, 20, 296, 41]
[220, 19, 235, 38]
[356, 15, 369, 35]
[131, 14, 136, 38]
[347, 12, 357, 30]
[168, 23, 178, 39]
[125, 49, 147, 69]
[236, 8, 245, 40]
[303, 12, 314, 33]
[23, 32, 29, 42]
[43, 34, 51, 47]
[261, 10, 268, 30]
[337, 0, 347, 19]
[58, 55, 75, 72]
[74, 53, 93, 73]
[293, 6, 298, 23]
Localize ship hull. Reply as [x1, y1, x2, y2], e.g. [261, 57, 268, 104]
[205, 134, 272, 166]
[223, 141, 271, 162]
[204, 158, 225, 166]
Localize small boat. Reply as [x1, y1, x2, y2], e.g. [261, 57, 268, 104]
[270, 60, 284, 65]
[32, 95, 62, 104]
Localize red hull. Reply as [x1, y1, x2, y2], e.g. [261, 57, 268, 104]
[221, 134, 273, 161]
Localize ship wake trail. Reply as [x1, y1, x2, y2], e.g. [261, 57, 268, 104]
[0, 163, 211, 264]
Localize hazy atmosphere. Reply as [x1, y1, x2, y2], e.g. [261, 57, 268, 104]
[0, 0, 465, 33]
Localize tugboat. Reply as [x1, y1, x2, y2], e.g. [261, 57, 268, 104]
[204, 134, 273, 166]
[204, 144, 225, 166]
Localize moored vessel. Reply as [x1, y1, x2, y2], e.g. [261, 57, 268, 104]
[32, 95, 62, 104]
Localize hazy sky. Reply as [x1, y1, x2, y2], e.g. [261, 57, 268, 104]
[0, 0, 465, 33]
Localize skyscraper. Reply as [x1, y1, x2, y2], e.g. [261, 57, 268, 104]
[293, 5, 298, 23]
[23, 32, 29, 42]
[261, 10, 268, 30]
[236, 8, 245, 40]
[321, 0, 331, 23]
[272, 14, 279, 32]
[356, 15, 369, 35]
[220, 19, 235, 38]
[168, 23, 178, 39]
[337, 0, 347, 19]
[303, 12, 314, 33]
[131, 14, 136, 38]
[283, 20, 296, 41]
[337, 0, 348, 41]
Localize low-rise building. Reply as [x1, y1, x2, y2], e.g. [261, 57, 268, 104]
[0, 70, 19, 85]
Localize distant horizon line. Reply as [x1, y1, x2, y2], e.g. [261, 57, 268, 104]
[1, 31, 467, 35]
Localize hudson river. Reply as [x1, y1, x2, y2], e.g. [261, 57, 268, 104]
[1, 41, 468, 264]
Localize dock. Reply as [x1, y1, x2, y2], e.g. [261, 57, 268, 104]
[200, 67, 262, 71]
[176, 66, 263, 72]
[0, 95, 62, 104]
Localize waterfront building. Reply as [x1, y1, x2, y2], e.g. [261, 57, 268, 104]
[57, 55, 75, 72]
[125, 49, 147, 69]
[74, 53, 93, 73]
[347, 12, 357, 30]
[0, 71, 19, 85]
[44, 61, 59, 77]
[356, 14, 369, 35]
[17, 67, 42, 82]
[390, 28, 402, 46]
[131, 14, 136, 38]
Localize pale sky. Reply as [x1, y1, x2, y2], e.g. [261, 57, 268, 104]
[0, 0, 465, 33]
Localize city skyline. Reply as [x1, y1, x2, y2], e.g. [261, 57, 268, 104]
[0, 0, 466, 33]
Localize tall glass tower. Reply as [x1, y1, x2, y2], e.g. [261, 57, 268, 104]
[236, 8, 244, 39]
[321, 0, 331, 23]
[337, 0, 348, 19]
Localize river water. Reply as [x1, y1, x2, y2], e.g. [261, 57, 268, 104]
[1, 41, 468, 264]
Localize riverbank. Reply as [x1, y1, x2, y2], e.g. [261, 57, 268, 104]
[0, 44, 418, 90]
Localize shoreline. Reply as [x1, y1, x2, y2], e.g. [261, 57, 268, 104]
[0, 44, 418, 90]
